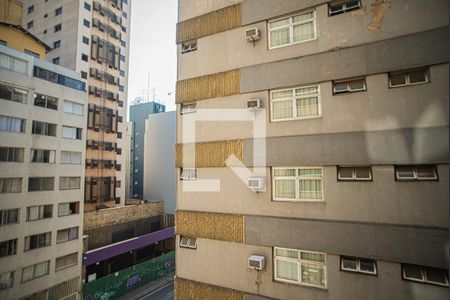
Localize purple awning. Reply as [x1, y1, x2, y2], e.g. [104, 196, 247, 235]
[83, 227, 174, 266]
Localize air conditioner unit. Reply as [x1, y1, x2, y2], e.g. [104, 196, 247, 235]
[247, 177, 265, 190]
[249, 255, 265, 270]
[246, 28, 261, 42]
[247, 99, 262, 110]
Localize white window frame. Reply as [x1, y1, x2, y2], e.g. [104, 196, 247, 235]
[180, 168, 197, 181]
[337, 166, 372, 181]
[388, 68, 429, 88]
[180, 103, 197, 114]
[395, 165, 438, 181]
[270, 84, 321, 122]
[274, 247, 327, 288]
[268, 10, 317, 49]
[332, 78, 366, 94]
[329, 0, 362, 16]
[63, 100, 84, 116]
[402, 264, 449, 287]
[340, 256, 377, 275]
[272, 167, 324, 202]
[181, 41, 197, 54]
[179, 236, 197, 249]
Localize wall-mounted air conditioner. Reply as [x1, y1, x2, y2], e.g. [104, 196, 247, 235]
[247, 177, 265, 190]
[247, 99, 262, 110]
[249, 255, 265, 270]
[246, 28, 261, 42]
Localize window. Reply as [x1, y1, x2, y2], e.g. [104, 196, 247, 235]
[122, 11, 127, 18]
[53, 40, 61, 49]
[333, 78, 366, 94]
[54, 23, 62, 32]
[0, 83, 27, 104]
[60, 151, 81, 164]
[0, 39, 6, 46]
[180, 168, 197, 180]
[182, 41, 197, 54]
[120, 54, 125, 62]
[0, 271, 14, 290]
[26, 205, 52, 221]
[274, 247, 326, 287]
[180, 103, 197, 114]
[396, 165, 438, 181]
[34, 93, 57, 110]
[21, 261, 50, 282]
[337, 166, 371, 181]
[0, 178, 22, 193]
[341, 256, 377, 275]
[30, 149, 55, 163]
[63, 100, 84, 115]
[84, 2, 91, 10]
[81, 53, 89, 62]
[56, 227, 78, 243]
[0, 239, 17, 258]
[83, 19, 90, 28]
[56, 252, 78, 271]
[81, 71, 88, 79]
[0, 209, 19, 225]
[273, 168, 323, 201]
[24, 49, 40, 58]
[271, 85, 320, 121]
[24, 232, 51, 251]
[32, 121, 57, 136]
[180, 236, 197, 249]
[27, 5, 34, 14]
[402, 264, 449, 287]
[28, 177, 54, 192]
[121, 40, 126, 47]
[52, 57, 60, 65]
[0, 147, 24, 162]
[33, 66, 86, 92]
[82, 36, 89, 45]
[62, 126, 82, 139]
[269, 10, 316, 49]
[389, 68, 429, 87]
[329, 0, 361, 16]
[26, 21, 34, 29]
[44, 13, 48, 18]
[0, 52, 28, 74]
[59, 177, 80, 190]
[55, 7, 62, 16]
[58, 202, 79, 216]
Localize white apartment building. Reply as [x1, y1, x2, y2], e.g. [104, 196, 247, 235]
[0, 45, 87, 299]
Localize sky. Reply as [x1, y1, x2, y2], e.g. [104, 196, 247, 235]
[127, 0, 178, 113]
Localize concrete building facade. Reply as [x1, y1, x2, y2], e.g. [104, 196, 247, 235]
[129, 101, 165, 199]
[21, 0, 131, 211]
[143, 111, 176, 214]
[175, 0, 449, 299]
[0, 44, 87, 299]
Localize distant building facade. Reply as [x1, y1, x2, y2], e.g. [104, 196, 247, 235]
[129, 101, 165, 199]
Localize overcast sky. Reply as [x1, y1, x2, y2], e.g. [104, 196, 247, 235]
[128, 0, 178, 113]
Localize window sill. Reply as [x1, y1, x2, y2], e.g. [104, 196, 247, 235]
[274, 278, 327, 290]
[273, 198, 325, 203]
[271, 115, 322, 123]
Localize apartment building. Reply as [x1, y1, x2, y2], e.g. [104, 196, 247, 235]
[130, 101, 165, 199]
[175, 0, 449, 299]
[0, 12, 86, 299]
[21, 0, 131, 211]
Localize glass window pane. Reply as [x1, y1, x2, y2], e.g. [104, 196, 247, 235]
[333, 82, 348, 93]
[339, 167, 353, 179]
[409, 70, 427, 84]
[301, 262, 325, 286]
[350, 79, 365, 91]
[269, 18, 290, 29]
[292, 12, 314, 23]
[273, 100, 293, 120]
[301, 251, 325, 263]
[390, 73, 406, 86]
[270, 27, 290, 47]
[274, 179, 296, 199]
[299, 179, 322, 199]
[276, 259, 298, 281]
[299, 168, 322, 177]
[296, 86, 318, 96]
[416, 166, 436, 179]
[63, 101, 72, 113]
[272, 90, 293, 99]
[342, 257, 357, 270]
[293, 22, 314, 42]
[273, 169, 296, 177]
[355, 167, 371, 179]
[275, 248, 299, 259]
[296, 97, 318, 117]
[404, 265, 424, 280]
[425, 268, 448, 285]
[396, 167, 415, 179]
[21, 266, 34, 282]
[359, 259, 376, 273]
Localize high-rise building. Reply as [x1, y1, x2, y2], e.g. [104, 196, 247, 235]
[22, 0, 131, 211]
[175, 0, 449, 299]
[0, 1, 87, 297]
[129, 101, 165, 199]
